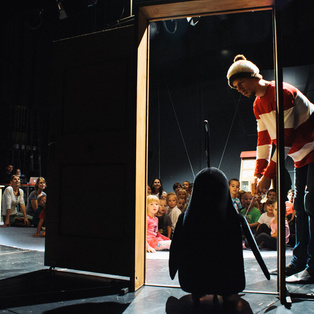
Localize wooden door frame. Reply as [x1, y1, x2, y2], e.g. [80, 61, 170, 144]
[135, 1, 293, 304]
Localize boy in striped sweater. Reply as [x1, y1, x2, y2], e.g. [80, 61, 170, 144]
[227, 54, 314, 283]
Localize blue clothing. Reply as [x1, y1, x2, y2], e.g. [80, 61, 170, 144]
[231, 197, 242, 211]
[290, 163, 314, 272]
[31, 205, 44, 227]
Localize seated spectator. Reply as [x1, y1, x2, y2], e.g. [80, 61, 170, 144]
[188, 182, 193, 196]
[238, 190, 246, 206]
[166, 192, 181, 236]
[15, 168, 27, 184]
[150, 178, 167, 199]
[26, 177, 47, 217]
[182, 181, 191, 202]
[33, 197, 46, 237]
[146, 195, 171, 253]
[173, 182, 182, 194]
[160, 192, 167, 200]
[240, 191, 261, 234]
[260, 189, 277, 213]
[0, 164, 14, 184]
[156, 198, 172, 238]
[255, 202, 290, 250]
[228, 178, 241, 212]
[177, 197, 186, 213]
[31, 195, 47, 227]
[285, 189, 295, 245]
[255, 200, 275, 237]
[177, 188, 188, 205]
[147, 185, 152, 195]
[1, 175, 31, 227]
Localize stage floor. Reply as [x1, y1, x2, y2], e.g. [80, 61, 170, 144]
[0, 227, 314, 313]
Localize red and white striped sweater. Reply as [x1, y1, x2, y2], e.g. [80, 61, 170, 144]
[253, 81, 314, 179]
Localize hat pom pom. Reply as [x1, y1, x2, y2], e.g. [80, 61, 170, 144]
[234, 54, 246, 63]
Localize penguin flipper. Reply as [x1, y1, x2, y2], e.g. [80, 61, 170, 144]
[169, 212, 184, 280]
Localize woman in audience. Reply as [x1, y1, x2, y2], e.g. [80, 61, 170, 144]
[26, 177, 47, 217]
[1, 175, 31, 227]
[150, 178, 167, 199]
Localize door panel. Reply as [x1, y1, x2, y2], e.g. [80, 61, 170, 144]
[45, 25, 140, 282]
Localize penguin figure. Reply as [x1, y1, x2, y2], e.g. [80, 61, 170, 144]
[169, 167, 245, 300]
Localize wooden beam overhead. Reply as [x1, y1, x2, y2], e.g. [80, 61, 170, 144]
[139, 0, 273, 21]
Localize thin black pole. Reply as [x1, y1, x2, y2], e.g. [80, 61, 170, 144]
[204, 120, 210, 168]
[273, 1, 290, 308]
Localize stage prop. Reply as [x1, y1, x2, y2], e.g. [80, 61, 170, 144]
[169, 121, 270, 302]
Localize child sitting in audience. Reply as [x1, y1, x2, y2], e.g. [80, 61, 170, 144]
[228, 178, 242, 212]
[177, 197, 186, 213]
[166, 192, 181, 236]
[285, 189, 295, 244]
[260, 189, 277, 213]
[240, 191, 261, 234]
[182, 181, 191, 203]
[173, 182, 182, 194]
[255, 200, 275, 237]
[31, 195, 46, 227]
[255, 202, 290, 250]
[33, 196, 47, 237]
[156, 198, 172, 238]
[177, 189, 188, 205]
[146, 195, 171, 253]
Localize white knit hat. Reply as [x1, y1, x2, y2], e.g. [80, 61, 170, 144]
[227, 54, 262, 88]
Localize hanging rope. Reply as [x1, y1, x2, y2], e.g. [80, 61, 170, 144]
[165, 83, 196, 179]
[157, 79, 161, 179]
[218, 94, 241, 169]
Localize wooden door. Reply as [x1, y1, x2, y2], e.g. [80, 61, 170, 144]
[45, 24, 147, 291]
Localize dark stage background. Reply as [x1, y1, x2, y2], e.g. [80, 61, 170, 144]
[0, 0, 314, 193]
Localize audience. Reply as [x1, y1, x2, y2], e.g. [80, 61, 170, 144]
[228, 178, 242, 212]
[255, 202, 290, 250]
[166, 192, 181, 237]
[240, 191, 261, 234]
[33, 195, 47, 237]
[260, 189, 277, 213]
[150, 178, 167, 199]
[255, 200, 275, 237]
[286, 189, 296, 245]
[31, 194, 47, 228]
[156, 198, 172, 238]
[182, 181, 191, 203]
[26, 177, 47, 217]
[173, 182, 182, 194]
[1, 175, 31, 227]
[146, 195, 171, 253]
[0, 164, 14, 184]
[177, 197, 186, 213]
[147, 185, 152, 195]
[177, 189, 188, 204]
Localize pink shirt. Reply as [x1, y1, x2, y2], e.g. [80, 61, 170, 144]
[146, 215, 169, 249]
[270, 218, 290, 244]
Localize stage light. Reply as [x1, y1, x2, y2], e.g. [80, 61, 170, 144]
[56, 0, 68, 20]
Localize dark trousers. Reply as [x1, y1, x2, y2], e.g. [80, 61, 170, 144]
[290, 163, 314, 271]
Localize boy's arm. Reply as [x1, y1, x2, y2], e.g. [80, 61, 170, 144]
[167, 225, 172, 238]
[249, 222, 259, 228]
